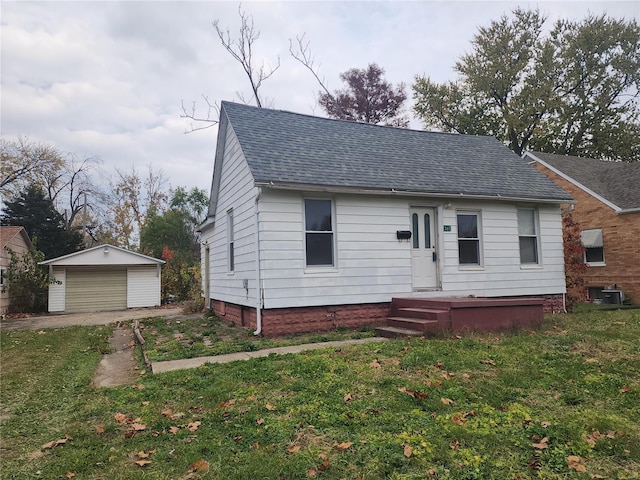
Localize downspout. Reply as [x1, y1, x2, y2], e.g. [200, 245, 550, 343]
[253, 188, 263, 335]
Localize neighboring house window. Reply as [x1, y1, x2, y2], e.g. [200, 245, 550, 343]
[304, 199, 334, 266]
[581, 228, 604, 265]
[517, 208, 539, 264]
[0, 267, 5, 286]
[227, 209, 234, 272]
[457, 212, 481, 265]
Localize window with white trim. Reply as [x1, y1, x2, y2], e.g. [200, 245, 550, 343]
[304, 199, 334, 267]
[517, 208, 539, 264]
[227, 209, 234, 272]
[581, 228, 604, 265]
[0, 267, 6, 286]
[457, 212, 481, 265]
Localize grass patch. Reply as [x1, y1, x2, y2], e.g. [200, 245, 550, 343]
[1, 310, 639, 479]
[140, 313, 376, 362]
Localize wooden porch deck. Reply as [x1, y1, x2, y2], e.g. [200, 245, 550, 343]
[376, 297, 544, 338]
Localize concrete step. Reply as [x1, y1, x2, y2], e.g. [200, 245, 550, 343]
[387, 316, 446, 335]
[375, 325, 424, 338]
[394, 307, 450, 321]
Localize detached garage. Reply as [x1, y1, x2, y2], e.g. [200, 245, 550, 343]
[40, 245, 164, 313]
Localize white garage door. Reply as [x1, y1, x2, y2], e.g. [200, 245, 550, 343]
[65, 267, 127, 313]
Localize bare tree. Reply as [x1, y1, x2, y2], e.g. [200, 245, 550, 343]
[1, 136, 63, 192]
[181, 5, 280, 133]
[289, 34, 344, 116]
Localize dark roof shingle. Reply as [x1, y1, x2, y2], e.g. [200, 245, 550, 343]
[222, 101, 572, 202]
[529, 152, 640, 210]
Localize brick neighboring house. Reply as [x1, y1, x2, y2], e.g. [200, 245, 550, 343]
[0, 226, 32, 315]
[525, 151, 640, 305]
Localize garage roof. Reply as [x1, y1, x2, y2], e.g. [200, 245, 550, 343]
[39, 245, 165, 266]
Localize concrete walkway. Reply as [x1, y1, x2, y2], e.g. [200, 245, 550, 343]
[151, 337, 388, 373]
[0, 306, 185, 331]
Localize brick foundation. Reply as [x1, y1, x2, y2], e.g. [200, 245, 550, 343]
[211, 300, 389, 337]
[211, 294, 566, 336]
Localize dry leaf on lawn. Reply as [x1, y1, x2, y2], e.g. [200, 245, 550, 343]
[567, 455, 587, 472]
[190, 458, 209, 472]
[336, 441, 353, 451]
[441, 398, 454, 405]
[135, 460, 151, 467]
[288, 445, 301, 454]
[187, 421, 201, 432]
[369, 359, 381, 369]
[532, 437, 549, 449]
[403, 444, 413, 457]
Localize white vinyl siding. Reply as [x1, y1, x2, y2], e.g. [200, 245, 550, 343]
[127, 266, 161, 308]
[65, 267, 127, 313]
[440, 202, 565, 297]
[200, 123, 259, 307]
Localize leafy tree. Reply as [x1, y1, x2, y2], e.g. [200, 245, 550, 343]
[106, 165, 169, 249]
[318, 63, 409, 126]
[413, 9, 640, 161]
[563, 212, 588, 311]
[2, 242, 55, 313]
[0, 185, 83, 259]
[140, 209, 195, 261]
[170, 186, 209, 232]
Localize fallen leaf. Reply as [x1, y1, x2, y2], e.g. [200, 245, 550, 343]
[541, 421, 551, 428]
[428, 468, 438, 475]
[251, 441, 259, 449]
[369, 359, 381, 369]
[532, 437, 549, 449]
[131, 384, 145, 389]
[288, 445, 301, 454]
[336, 441, 353, 451]
[186, 421, 201, 432]
[136, 451, 149, 459]
[402, 346, 410, 351]
[169, 426, 180, 434]
[233, 435, 243, 442]
[441, 398, 454, 405]
[620, 385, 630, 393]
[190, 458, 209, 472]
[95, 425, 104, 435]
[135, 460, 151, 467]
[450, 440, 460, 450]
[451, 414, 467, 426]
[567, 455, 587, 472]
[41, 436, 71, 450]
[481, 359, 496, 365]
[318, 459, 330, 471]
[114, 412, 128, 423]
[434, 361, 444, 369]
[307, 469, 317, 478]
[403, 444, 413, 457]
[131, 423, 146, 431]
[344, 393, 352, 403]
[65, 472, 75, 478]
[141, 401, 150, 406]
[161, 409, 174, 419]
[265, 403, 276, 411]
[257, 418, 265, 425]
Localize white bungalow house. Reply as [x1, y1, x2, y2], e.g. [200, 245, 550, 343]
[199, 102, 573, 336]
[40, 245, 164, 313]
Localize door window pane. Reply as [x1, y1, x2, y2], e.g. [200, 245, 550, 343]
[424, 214, 431, 248]
[412, 213, 419, 249]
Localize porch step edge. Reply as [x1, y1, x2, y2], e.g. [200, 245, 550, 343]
[375, 326, 424, 338]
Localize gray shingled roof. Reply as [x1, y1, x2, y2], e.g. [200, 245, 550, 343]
[221, 101, 572, 202]
[530, 152, 640, 210]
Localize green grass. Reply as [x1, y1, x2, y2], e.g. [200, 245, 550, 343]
[140, 313, 376, 362]
[1, 310, 639, 479]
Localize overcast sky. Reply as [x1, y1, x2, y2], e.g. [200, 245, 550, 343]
[2, 1, 638, 196]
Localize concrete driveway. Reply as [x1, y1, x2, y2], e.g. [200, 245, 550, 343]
[0, 306, 185, 331]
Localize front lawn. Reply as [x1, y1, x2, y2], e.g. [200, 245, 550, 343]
[140, 312, 375, 362]
[1, 310, 639, 479]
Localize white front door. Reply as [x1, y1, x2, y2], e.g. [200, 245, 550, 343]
[410, 207, 438, 289]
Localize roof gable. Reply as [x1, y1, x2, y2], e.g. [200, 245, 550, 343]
[219, 101, 572, 202]
[0, 226, 31, 250]
[40, 244, 165, 266]
[525, 151, 640, 211]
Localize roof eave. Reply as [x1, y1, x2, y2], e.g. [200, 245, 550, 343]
[255, 181, 572, 204]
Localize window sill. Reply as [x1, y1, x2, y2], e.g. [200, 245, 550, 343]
[458, 265, 484, 271]
[586, 262, 606, 267]
[520, 264, 543, 270]
[304, 267, 339, 275]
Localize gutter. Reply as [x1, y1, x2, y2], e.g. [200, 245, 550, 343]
[253, 188, 263, 336]
[254, 181, 572, 205]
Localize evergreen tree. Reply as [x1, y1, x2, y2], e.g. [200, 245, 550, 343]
[0, 185, 83, 259]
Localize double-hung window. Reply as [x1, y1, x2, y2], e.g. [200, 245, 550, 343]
[227, 209, 234, 272]
[304, 199, 334, 267]
[517, 208, 539, 264]
[457, 212, 481, 265]
[581, 228, 604, 265]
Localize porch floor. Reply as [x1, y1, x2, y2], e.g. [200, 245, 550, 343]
[376, 297, 544, 338]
